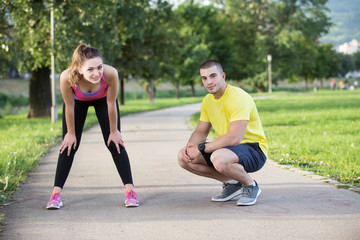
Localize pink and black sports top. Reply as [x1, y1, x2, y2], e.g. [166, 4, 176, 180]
[72, 74, 108, 101]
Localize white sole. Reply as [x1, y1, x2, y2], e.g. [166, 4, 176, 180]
[211, 188, 243, 202]
[125, 203, 139, 208]
[46, 202, 63, 210]
[237, 188, 262, 206]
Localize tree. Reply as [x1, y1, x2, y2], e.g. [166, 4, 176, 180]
[139, 0, 174, 104]
[0, 3, 12, 76]
[8, 0, 120, 117]
[337, 53, 353, 77]
[112, 0, 149, 105]
[314, 43, 341, 88]
[10, 0, 53, 118]
[263, 0, 332, 88]
[352, 51, 360, 70]
[294, 36, 319, 91]
[171, 1, 214, 97]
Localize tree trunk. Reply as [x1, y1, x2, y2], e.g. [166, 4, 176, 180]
[119, 75, 125, 105]
[147, 79, 156, 104]
[150, 79, 155, 105]
[176, 82, 180, 99]
[304, 79, 308, 91]
[256, 87, 265, 93]
[28, 67, 51, 118]
[191, 83, 195, 97]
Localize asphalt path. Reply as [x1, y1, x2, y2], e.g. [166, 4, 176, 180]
[3, 102, 360, 240]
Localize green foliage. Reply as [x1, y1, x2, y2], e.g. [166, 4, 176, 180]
[337, 53, 354, 76]
[9, 0, 52, 72]
[264, 0, 333, 83]
[2, 0, 345, 106]
[242, 71, 268, 92]
[0, 92, 27, 107]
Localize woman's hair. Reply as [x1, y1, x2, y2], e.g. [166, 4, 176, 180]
[68, 44, 103, 86]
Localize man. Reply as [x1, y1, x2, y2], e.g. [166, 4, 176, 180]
[178, 59, 268, 206]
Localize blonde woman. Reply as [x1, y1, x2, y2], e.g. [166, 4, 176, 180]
[46, 44, 138, 209]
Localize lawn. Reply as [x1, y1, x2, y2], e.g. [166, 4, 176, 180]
[258, 90, 360, 188]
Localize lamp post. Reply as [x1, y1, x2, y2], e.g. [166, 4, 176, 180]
[267, 54, 272, 94]
[50, 2, 57, 122]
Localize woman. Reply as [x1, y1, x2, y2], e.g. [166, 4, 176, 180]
[46, 44, 138, 209]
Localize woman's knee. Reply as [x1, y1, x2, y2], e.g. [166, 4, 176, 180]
[107, 141, 124, 154]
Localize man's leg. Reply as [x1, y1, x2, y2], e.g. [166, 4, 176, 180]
[210, 144, 266, 206]
[178, 149, 243, 202]
[177, 150, 229, 183]
[210, 148, 253, 186]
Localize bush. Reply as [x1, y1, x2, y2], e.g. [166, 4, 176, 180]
[0, 92, 28, 107]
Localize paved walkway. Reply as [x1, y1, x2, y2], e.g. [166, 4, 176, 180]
[3, 103, 360, 240]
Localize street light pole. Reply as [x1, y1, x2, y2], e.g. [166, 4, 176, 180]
[267, 54, 272, 94]
[50, 2, 57, 122]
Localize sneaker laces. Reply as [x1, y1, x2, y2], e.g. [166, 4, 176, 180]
[126, 190, 136, 199]
[49, 192, 60, 203]
[222, 182, 230, 188]
[240, 186, 252, 197]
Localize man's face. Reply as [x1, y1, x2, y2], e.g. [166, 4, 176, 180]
[200, 65, 226, 98]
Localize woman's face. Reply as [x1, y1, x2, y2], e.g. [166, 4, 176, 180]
[77, 57, 103, 84]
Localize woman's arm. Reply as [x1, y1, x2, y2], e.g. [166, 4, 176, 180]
[59, 69, 77, 156]
[104, 65, 124, 154]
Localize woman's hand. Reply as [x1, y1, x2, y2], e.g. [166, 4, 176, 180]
[107, 130, 125, 154]
[60, 133, 77, 156]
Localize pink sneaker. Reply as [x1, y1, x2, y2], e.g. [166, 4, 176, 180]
[46, 192, 63, 210]
[125, 189, 139, 207]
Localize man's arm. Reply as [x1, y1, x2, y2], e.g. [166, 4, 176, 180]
[188, 120, 212, 145]
[203, 120, 248, 153]
[181, 120, 211, 161]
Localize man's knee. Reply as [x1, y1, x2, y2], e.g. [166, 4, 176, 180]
[211, 157, 227, 173]
[177, 150, 187, 169]
[210, 150, 232, 173]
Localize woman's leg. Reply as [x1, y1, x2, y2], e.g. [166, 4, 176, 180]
[93, 98, 134, 190]
[53, 100, 89, 192]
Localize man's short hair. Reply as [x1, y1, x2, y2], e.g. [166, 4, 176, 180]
[200, 59, 223, 73]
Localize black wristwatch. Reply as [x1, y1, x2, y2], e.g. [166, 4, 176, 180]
[198, 143, 206, 154]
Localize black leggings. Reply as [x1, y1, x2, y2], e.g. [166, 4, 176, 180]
[54, 97, 133, 188]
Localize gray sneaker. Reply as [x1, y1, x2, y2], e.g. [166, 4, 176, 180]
[211, 182, 242, 202]
[236, 181, 261, 206]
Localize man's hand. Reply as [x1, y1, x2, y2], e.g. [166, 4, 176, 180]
[186, 143, 202, 161]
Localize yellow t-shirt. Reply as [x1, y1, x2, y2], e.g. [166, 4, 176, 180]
[200, 85, 268, 158]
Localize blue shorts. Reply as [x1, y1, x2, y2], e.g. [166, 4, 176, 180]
[201, 142, 266, 173]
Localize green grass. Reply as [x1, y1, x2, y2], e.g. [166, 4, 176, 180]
[191, 90, 360, 187]
[0, 96, 203, 204]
